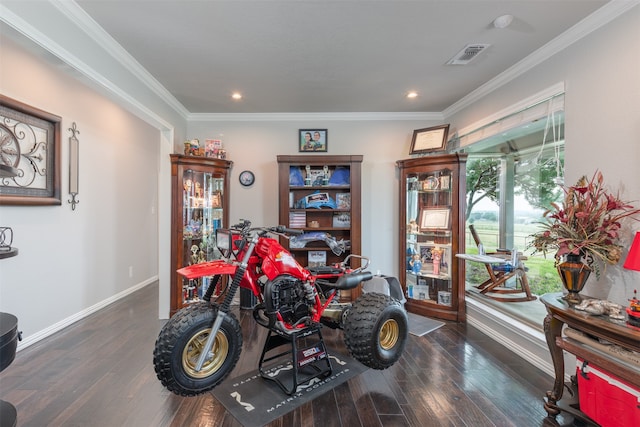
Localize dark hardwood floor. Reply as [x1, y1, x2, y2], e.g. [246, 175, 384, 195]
[0, 283, 573, 426]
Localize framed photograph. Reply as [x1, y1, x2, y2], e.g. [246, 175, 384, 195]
[419, 245, 433, 262]
[211, 192, 222, 208]
[409, 124, 449, 155]
[336, 193, 351, 209]
[332, 212, 350, 227]
[439, 174, 451, 190]
[306, 168, 326, 186]
[205, 139, 222, 157]
[299, 129, 327, 152]
[308, 250, 327, 267]
[304, 192, 330, 206]
[419, 208, 450, 230]
[0, 95, 61, 205]
[437, 291, 452, 306]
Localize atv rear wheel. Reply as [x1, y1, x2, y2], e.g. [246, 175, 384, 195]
[343, 293, 408, 370]
[153, 302, 242, 396]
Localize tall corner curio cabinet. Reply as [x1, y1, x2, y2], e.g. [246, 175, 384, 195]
[396, 153, 467, 322]
[277, 155, 362, 302]
[170, 154, 233, 316]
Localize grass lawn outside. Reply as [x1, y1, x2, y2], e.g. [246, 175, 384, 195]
[465, 221, 563, 296]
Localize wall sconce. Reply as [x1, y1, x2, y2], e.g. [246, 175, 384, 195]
[68, 122, 80, 210]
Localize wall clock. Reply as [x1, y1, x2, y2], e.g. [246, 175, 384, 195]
[239, 170, 255, 187]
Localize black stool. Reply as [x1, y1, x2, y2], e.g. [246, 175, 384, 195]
[0, 313, 20, 427]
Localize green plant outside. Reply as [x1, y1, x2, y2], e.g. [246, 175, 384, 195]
[465, 221, 563, 296]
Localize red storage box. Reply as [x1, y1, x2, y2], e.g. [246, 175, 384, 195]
[576, 358, 640, 427]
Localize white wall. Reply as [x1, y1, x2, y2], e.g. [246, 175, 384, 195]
[446, 5, 640, 378]
[187, 118, 436, 277]
[0, 35, 160, 346]
[2, 1, 637, 356]
[449, 5, 640, 306]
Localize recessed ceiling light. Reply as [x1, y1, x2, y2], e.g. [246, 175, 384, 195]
[493, 14, 514, 29]
[406, 91, 418, 99]
[231, 92, 242, 100]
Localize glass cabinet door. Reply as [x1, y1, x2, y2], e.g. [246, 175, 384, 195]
[181, 170, 225, 304]
[397, 153, 466, 322]
[406, 168, 454, 306]
[170, 154, 232, 315]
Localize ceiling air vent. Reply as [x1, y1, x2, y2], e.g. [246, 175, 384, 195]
[446, 44, 491, 65]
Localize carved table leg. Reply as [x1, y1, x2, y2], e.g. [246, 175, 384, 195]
[543, 312, 565, 418]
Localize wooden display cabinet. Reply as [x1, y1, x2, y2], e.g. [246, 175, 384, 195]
[170, 154, 232, 316]
[277, 155, 362, 302]
[397, 153, 467, 322]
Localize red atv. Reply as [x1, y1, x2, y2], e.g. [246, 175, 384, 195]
[154, 220, 408, 396]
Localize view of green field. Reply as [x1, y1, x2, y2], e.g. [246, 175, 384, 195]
[464, 220, 563, 296]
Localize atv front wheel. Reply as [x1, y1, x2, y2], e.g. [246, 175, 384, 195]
[153, 302, 242, 396]
[343, 293, 408, 370]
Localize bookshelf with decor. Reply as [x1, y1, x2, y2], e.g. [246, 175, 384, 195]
[170, 154, 232, 316]
[277, 155, 362, 302]
[397, 153, 467, 322]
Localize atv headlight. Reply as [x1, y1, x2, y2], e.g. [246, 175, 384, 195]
[216, 229, 232, 255]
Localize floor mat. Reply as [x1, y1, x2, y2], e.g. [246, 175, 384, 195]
[408, 312, 445, 336]
[212, 350, 368, 427]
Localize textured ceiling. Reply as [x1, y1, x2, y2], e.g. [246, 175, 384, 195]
[72, 1, 608, 114]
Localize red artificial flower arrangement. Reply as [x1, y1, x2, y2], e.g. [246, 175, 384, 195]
[529, 171, 640, 278]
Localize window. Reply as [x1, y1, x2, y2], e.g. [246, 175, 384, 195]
[458, 92, 565, 324]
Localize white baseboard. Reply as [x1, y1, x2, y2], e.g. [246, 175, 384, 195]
[466, 297, 556, 378]
[17, 276, 158, 351]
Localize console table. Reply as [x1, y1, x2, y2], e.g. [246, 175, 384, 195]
[541, 293, 640, 424]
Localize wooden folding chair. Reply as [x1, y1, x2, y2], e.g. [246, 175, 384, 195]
[466, 225, 536, 302]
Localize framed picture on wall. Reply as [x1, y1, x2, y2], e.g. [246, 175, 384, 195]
[409, 124, 449, 155]
[0, 95, 61, 205]
[299, 129, 328, 152]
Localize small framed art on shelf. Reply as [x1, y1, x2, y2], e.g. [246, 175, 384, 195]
[308, 250, 327, 267]
[419, 208, 450, 230]
[336, 193, 351, 209]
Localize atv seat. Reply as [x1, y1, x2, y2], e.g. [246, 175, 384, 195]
[308, 266, 344, 275]
[333, 271, 373, 290]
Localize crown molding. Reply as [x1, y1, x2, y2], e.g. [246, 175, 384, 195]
[4, 0, 636, 124]
[188, 111, 443, 122]
[0, 3, 176, 130]
[50, 0, 190, 120]
[443, 0, 639, 118]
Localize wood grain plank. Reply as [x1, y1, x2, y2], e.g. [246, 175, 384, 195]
[0, 282, 559, 427]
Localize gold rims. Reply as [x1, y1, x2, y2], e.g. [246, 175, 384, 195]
[182, 328, 229, 378]
[379, 319, 399, 350]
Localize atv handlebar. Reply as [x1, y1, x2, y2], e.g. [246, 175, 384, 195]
[231, 220, 303, 237]
[273, 226, 304, 235]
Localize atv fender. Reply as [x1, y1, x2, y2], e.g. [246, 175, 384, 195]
[361, 275, 406, 305]
[177, 260, 237, 280]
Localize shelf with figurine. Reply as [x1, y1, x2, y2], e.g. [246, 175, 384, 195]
[405, 273, 453, 307]
[170, 153, 232, 315]
[278, 155, 362, 302]
[182, 138, 227, 159]
[397, 153, 467, 321]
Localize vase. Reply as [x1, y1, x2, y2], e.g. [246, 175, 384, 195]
[557, 253, 591, 304]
